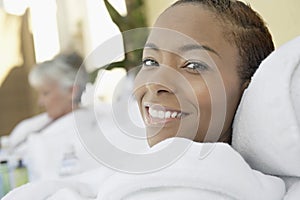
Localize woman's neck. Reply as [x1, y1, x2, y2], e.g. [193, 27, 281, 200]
[218, 128, 232, 144]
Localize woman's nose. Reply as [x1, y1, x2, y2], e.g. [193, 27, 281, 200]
[134, 61, 180, 97]
[145, 82, 172, 95]
[145, 65, 178, 95]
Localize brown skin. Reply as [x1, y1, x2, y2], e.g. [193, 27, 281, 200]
[134, 4, 244, 147]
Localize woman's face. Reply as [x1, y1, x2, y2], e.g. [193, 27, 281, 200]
[134, 4, 244, 146]
[35, 80, 73, 120]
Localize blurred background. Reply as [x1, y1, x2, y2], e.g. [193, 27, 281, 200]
[0, 0, 299, 136]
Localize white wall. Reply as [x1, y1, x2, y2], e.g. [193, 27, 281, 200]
[242, 0, 300, 47]
[144, 0, 176, 26]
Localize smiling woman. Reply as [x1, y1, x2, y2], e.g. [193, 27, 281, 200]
[134, 0, 274, 147]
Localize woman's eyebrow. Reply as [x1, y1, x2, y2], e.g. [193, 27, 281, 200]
[144, 43, 160, 51]
[144, 43, 221, 58]
[179, 44, 221, 58]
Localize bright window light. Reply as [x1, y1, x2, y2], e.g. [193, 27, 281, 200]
[29, 0, 60, 62]
[109, 0, 127, 16]
[84, 0, 125, 71]
[3, 0, 28, 16]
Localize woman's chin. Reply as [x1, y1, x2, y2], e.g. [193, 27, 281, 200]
[146, 131, 176, 147]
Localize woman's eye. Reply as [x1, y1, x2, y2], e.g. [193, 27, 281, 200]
[184, 61, 209, 72]
[142, 58, 159, 67]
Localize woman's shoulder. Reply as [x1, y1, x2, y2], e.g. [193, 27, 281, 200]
[15, 113, 50, 128]
[9, 113, 50, 139]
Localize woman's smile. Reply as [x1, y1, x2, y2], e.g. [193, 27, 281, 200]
[143, 102, 190, 126]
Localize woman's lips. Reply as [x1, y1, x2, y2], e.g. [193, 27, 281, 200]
[143, 102, 189, 126]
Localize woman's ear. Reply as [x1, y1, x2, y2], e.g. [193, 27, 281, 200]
[65, 85, 78, 102]
[70, 85, 80, 99]
[70, 85, 78, 94]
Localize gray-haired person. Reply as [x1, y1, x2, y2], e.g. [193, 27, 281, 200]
[5, 52, 100, 182]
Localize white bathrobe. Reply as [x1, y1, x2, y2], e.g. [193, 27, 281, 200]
[95, 138, 285, 200]
[7, 112, 51, 152]
[6, 107, 104, 181]
[3, 138, 286, 200]
[232, 36, 300, 199]
[27, 108, 105, 181]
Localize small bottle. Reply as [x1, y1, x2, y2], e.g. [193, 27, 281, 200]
[0, 160, 11, 196]
[59, 144, 81, 176]
[0, 137, 12, 197]
[11, 159, 28, 188]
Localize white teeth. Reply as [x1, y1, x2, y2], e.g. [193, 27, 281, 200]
[165, 111, 171, 118]
[148, 107, 184, 119]
[171, 112, 178, 118]
[158, 111, 165, 119]
[149, 107, 158, 118]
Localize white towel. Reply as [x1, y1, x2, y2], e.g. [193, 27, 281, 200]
[3, 180, 95, 200]
[2, 167, 115, 200]
[96, 138, 285, 200]
[232, 36, 300, 177]
[284, 181, 300, 200]
[3, 138, 285, 200]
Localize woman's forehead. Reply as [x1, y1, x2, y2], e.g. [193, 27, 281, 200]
[145, 28, 204, 54]
[146, 4, 225, 54]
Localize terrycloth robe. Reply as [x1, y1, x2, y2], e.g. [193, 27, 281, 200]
[232, 36, 300, 199]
